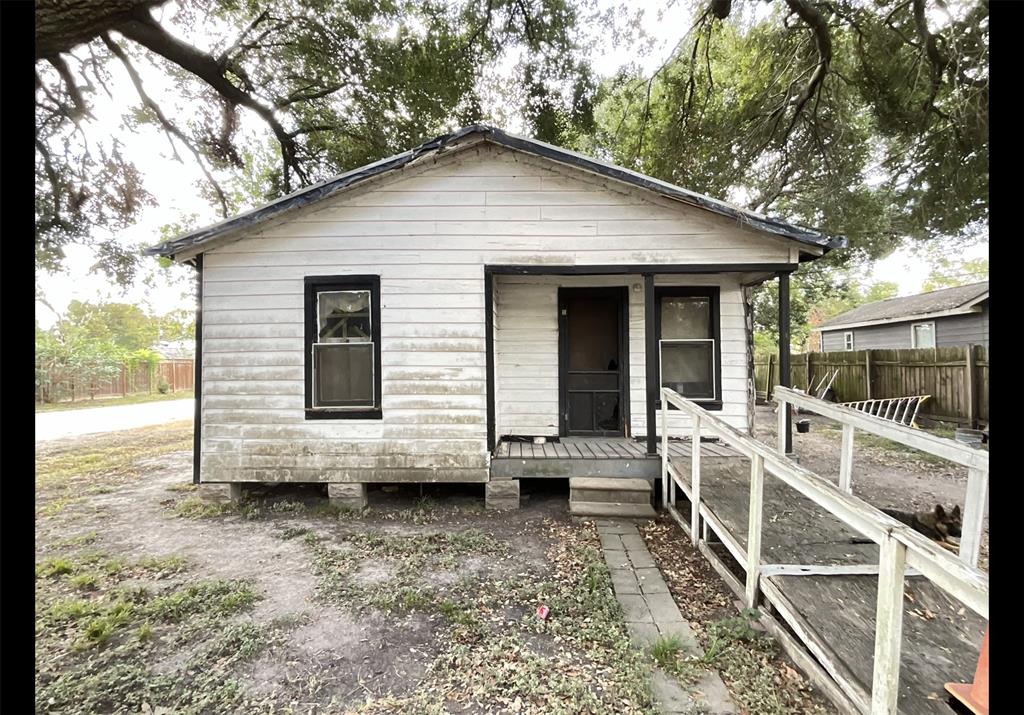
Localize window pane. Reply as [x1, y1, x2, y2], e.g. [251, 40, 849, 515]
[913, 324, 935, 348]
[661, 340, 715, 399]
[318, 291, 371, 342]
[314, 343, 374, 406]
[661, 297, 710, 340]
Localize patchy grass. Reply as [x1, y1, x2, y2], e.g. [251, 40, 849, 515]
[35, 421, 192, 515]
[172, 495, 236, 519]
[308, 529, 508, 614]
[651, 634, 686, 668]
[35, 548, 279, 714]
[641, 519, 833, 715]
[351, 521, 654, 714]
[36, 390, 194, 413]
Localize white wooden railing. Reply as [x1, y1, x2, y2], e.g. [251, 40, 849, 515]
[659, 387, 989, 715]
[775, 386, 989, 568]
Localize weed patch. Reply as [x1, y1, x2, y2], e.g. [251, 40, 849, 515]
[35, 549, 275, 715]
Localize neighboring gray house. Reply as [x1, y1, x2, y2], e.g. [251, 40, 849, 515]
[817, 281, 988, 351]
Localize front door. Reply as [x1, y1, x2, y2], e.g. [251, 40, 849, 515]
[558, 287, 628, 436]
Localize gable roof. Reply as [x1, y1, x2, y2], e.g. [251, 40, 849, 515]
[818, 281, 989, 331]
[145, 124, 847, 261]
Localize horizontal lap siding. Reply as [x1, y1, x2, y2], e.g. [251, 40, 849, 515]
[821, 307, 988, 351]
[201, 144, 786, 482]
[494, 274, 751, 439]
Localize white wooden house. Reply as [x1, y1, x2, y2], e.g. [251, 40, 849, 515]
[148, 125, 843, 510]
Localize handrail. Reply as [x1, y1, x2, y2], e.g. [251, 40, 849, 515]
[774, 386, 989, 568]
[776, 386, 988, 470]
[659, 386, 988, 715]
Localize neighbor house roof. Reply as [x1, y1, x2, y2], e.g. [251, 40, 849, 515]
[817, 281, 989, 332]
[145, 124, 846, 261]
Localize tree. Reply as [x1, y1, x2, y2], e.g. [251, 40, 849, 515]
[35, 0, 589, 282]
[588, 0, 987, 264]
[156, 308, 195, 342]
[922, 257, 988, 292]
[60, 300, 161, 352]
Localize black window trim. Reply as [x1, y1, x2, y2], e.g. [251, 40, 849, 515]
[654, 286, 723, 411]
[304, 274, 382, 420]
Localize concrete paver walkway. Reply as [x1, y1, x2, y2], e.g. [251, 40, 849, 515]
[597, 519, 738, 715]
[35, 399, 194, 442]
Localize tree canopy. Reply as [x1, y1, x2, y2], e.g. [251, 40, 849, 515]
[35, 0, 988, 287]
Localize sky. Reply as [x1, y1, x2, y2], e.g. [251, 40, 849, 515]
[35, 0, 987, 328]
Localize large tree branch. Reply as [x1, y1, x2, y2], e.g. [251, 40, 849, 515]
[101, 33, 230, 217]
[779, 0, 832, 142]
[35, 0, 167, 58]
[46, 53, 92, 120]
[114, 7, 307, 191]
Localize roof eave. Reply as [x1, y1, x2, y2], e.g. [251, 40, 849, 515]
[816, 304, 985, 332]
[144, 124, 845, 260]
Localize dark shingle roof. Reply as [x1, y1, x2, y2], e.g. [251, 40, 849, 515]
[819, 281, 988, 329]
[145, 124, 846, 260]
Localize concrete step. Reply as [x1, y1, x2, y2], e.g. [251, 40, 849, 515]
[570, 477, 651, 491]
[569, 477, 652, 505]
[568, 501, 658, 518]
[572, 487, 651, 504]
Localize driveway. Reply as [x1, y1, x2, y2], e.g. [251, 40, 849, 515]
[35, 398, 194, 442]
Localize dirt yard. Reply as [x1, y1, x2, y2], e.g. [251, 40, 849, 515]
[36, 423, 839, 715]
[751, 404, 988, 570]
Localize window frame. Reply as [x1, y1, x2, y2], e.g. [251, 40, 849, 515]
[304, 275, 382, 420]
[654, 286, 722, 411]
[843, 331, 854, 351]
[910, 321, 936, 349]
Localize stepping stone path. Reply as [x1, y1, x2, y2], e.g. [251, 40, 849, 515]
[596, 519, 739, 715]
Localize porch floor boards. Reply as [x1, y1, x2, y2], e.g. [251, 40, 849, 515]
[492, 437, 743, 461]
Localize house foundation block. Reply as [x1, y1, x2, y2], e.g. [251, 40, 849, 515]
[485, 479, 520, 510]
[198, 482, 245, 503]
[328, 483, 368, 510]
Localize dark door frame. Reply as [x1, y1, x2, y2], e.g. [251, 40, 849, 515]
[558, 286, 630, 437]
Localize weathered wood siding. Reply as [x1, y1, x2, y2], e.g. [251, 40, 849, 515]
[494, 275, 752, 438]
[200, 142, 793, 483]
[821, 305, 988, 352]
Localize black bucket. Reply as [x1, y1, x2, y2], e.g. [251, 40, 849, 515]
[796, 419, 811, 434]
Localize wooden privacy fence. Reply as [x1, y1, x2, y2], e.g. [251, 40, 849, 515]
[660, 387, 988, 715]
[36, 359, 194, 404]
[754, 346, 988, 428]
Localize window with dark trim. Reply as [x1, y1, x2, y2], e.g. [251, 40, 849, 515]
[304, 275, 382, 420]
[655, 286, 722, 410]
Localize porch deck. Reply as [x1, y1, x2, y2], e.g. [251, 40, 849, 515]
[670, 454, 986, 715]
[489, 437, 743, 479]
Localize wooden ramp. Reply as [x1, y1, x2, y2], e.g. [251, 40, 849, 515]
[676, 455, 986, 715]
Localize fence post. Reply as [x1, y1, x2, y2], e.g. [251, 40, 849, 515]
[965, 345, 976, 430]
[865, 350, 873, 400]
[959, 468, 988, 568]
[661, 395, 671, 508]
[691, 413, 701, 543]
[805, 352, 811, 391]
[744, 453, 765, 608]
[871, 533, 907, 715]
[766, 353, 775, 400]
[839, 424, 855, 494]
